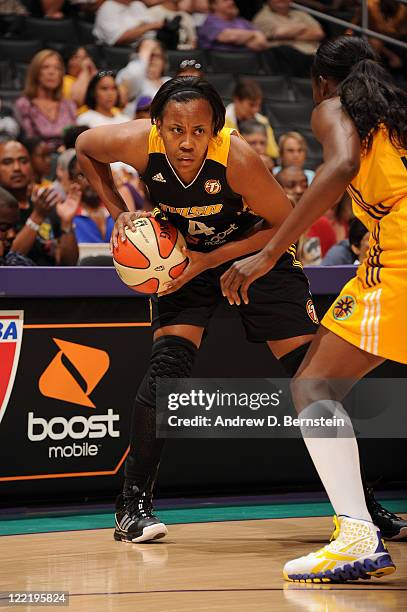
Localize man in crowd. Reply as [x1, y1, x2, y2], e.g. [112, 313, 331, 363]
[198, 0, 268, 52]
[254, 0, 324, 76]
[93, 0, 165, 46]
[0, 186, 34, 266]
[0, 140, 78, 265]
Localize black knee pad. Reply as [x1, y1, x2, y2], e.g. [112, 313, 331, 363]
[137, 335, 198, 408]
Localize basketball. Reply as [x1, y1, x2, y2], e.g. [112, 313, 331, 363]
[113, 217, 188, 294]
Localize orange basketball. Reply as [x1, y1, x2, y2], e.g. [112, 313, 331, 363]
[113, 217, 188, 294]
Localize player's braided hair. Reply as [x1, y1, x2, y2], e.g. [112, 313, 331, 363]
[150, 76, 225, 135]
[312, 36, 407, 152]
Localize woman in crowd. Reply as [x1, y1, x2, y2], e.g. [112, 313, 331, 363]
[63, 46, 98, 110]
[116, 39, 171, 118]
[77, 71, 129, 129]
[273, 131, 315, 184]
[14, 50, 76, 152]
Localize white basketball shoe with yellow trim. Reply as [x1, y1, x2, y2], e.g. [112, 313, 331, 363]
[283, 515, 396, 583]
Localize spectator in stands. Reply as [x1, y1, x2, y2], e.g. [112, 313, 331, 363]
[93, 0, 165, 46]
[24, 137, 52, 189]
[0, 140, 79, 265]
[14, 50, 76, 153]
[0, 100, 20, 142]
[239, 119, 268, 156]
[323, 217, 370, 266]
[0, 186, 34, 267]
[325, 191, 353, 243]
[63, 46, 98, 110]
[148, 0, 198, 49]
[253, 0, 324, 76]
[276, 166, 336, 264]
[225, 78, 279, 158]
[351, 0, 407, 74]
[273, 131, 315, 183]
[178, 0, 209, 26]
[117, 39, 171, 117]
[68, 154, 115, 243]
[52, 147, 76, 199]
[198, 0, 268, 52]
[77, 71, 129, 128]
[134, 95, 152, 119]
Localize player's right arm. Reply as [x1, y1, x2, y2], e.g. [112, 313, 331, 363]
[76, 120, 152, 242]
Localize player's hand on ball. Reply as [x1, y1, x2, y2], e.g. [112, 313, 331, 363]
[112, 211, 152, 249]
[158, 247, 211, 297]
[220, 251, 275, 306]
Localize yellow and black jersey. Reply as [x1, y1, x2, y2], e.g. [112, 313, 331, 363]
[141, 126, 259, 252]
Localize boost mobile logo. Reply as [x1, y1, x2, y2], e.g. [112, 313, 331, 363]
[39, 338, 109, 407]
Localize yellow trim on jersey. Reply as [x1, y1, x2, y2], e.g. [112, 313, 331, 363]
[148, 125, 233, 167]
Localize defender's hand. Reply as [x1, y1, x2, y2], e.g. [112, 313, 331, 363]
[158, 247, 212, 297]
[111, 210, 152, 249]
[220, 251, 275, 306]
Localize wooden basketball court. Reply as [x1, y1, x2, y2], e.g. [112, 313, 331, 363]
[1, 514, 407, 611]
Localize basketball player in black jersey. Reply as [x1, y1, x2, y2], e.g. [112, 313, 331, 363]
[76, 77, 406, 543]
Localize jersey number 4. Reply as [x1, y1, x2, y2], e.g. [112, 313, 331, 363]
[188, 221, 215, 236]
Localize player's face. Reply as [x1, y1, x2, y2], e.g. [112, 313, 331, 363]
[244, 132, 267, 155]
[0, 142, 31, 191]
[281, 137, 306, 167]
[157, 98, 214, 175]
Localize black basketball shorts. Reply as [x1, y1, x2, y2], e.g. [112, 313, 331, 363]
[151, 252, 319, 342]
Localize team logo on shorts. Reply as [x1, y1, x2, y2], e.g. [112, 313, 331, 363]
[204, 179, 221, 195]
[333, 295, 356, 321]
[306, 299, 319, 324]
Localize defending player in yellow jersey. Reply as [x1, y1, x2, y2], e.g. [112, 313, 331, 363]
[221, 36, 407, 583]
[324, 124, 407, 364]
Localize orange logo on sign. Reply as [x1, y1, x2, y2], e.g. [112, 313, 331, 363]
[39, 339, 110, 408]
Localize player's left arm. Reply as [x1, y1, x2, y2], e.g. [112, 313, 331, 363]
[158, 137, 293, 296]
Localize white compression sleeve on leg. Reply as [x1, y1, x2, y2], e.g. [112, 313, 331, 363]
[300, 400, 372, 522]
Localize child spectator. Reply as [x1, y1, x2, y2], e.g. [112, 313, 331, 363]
[14, 50, 76, 152]
[24, 137, 52, 189]
[225, 79, 279, 158]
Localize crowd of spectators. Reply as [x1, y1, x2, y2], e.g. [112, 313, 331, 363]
[4, 0, 406, 268]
